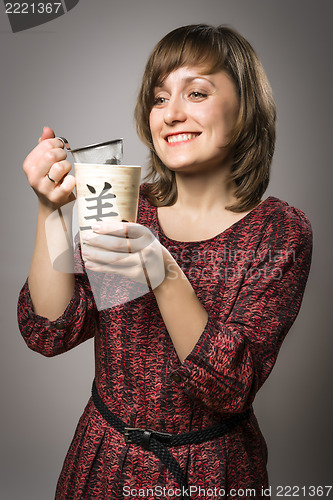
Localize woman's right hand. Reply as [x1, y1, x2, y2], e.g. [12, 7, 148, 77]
[23, 126, 76, 210]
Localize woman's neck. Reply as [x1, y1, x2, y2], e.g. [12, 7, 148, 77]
[173, 166, 237, 214]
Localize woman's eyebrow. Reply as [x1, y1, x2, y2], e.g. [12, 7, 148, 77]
[184, 75, 215, 84]
[155, 75, 216, 89]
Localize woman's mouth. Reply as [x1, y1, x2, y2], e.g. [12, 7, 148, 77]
[166, 133, 201, 144]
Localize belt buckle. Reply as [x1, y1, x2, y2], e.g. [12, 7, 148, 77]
[124, 427, 172, 446]
[124, 427, 145, 444]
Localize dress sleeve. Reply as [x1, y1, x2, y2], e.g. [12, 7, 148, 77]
[169, 207, 313, 415]
[17, 241, 98, 357]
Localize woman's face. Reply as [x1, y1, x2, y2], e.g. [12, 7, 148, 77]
[149, 65, 239, 174]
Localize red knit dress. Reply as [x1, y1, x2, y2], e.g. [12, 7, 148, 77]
[17, 190, 312, 499]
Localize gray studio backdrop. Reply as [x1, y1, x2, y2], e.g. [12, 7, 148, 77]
[1, 1, 332, 499]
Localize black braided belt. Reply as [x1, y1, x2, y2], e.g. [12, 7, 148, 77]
[92, 379, 250, 499]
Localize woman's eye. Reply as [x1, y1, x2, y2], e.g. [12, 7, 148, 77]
[189, 91, 208, 100]
[152, 96, 168, 106]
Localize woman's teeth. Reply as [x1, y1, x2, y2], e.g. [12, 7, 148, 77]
[167, 133, 199, 143]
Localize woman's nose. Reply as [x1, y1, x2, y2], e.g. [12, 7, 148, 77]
[163, 96, 186, 125]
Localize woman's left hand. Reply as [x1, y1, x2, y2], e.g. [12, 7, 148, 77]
[81, 221, 167, 290]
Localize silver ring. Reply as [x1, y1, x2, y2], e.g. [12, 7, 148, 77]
[55, 136, 69, 149]
[47, 172, 56, 183]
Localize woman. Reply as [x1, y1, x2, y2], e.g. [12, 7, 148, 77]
[18, 25, 312, 499]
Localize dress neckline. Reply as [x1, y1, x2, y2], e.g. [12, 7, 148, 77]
[154, 196, 274, 245]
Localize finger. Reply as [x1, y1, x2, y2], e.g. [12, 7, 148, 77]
[84, 256, 143, 275]
[45, 174, 76, 205]
[44, 146, 67, 167]
[40, 126, 55, 142]
[47, 160, 72, 185]
[82, 233, 129, 254]
[40, 137, 69, 152]
[84, 253, 158, 289]
[82, 232, 146, 254]
[37, 137, 67, 152]
[55, 137, 70, 150]
[93, 221, 150, 240]
[83, 247, 139, 267]
[82, 237, 161, 267]
[60, 173, 76, 193]
[29, 140, 68, 177]
[25, 138, 67, 173]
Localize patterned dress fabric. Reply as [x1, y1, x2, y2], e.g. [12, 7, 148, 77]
[17, 190, 312, 499]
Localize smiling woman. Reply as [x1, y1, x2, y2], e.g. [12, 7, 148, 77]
[17, 24, 312, 500]
[136, 24, 276, 212]
[149, 67, 239, 175]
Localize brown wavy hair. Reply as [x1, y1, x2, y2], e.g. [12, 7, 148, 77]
[135, 24, 276, 212]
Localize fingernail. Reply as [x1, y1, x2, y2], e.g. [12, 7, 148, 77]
[92, 223, 102, 231]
